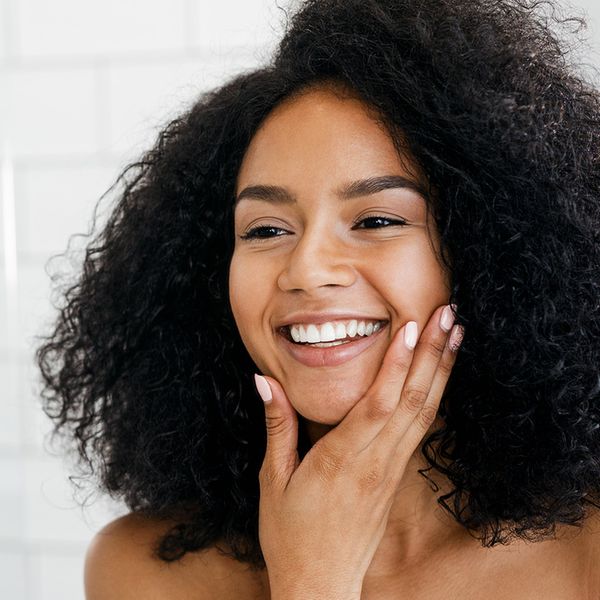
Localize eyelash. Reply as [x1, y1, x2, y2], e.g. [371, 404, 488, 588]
[239, 215, 409, 241]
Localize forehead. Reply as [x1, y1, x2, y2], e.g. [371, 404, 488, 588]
[235, 87, 427, 194]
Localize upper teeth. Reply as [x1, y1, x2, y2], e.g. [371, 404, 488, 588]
[288, 319, 385, 343]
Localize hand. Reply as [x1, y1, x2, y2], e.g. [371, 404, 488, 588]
[255, 304, 464, 600]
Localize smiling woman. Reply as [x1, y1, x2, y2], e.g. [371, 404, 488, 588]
[35, 0, 600, 598]
[230, 86, 451, 417]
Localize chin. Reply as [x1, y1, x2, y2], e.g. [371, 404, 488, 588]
[287, 380, 366, 424]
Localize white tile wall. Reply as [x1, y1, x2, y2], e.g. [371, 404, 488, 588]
[189, 0, 285, 52]
[0, 550, 27, 600]
[20, 358, 52, 455]
[23, 456, 127, 545]
[13, 163, 117, 260]
[0, 456, 26, 539]
[3, 67, 98, 159]
[0, 1, 288, 597]
[0, 360, 21, 448]
[32, 552, 86, 600]
[0, 1, 7, 63]
[105, 54, 264, 158]
[2, 0, 600, 599]
[14, 0, 187, 59]
[16, 262, 57, 358]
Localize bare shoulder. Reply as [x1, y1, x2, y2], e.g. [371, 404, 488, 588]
[84, 512, 268, 600]
[582, 508, 600, 597]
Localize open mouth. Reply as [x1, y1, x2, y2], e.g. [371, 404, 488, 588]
[276, 320, 390, 367]
[278, 320, 389, 346]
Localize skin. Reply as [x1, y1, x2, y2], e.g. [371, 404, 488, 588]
[229, 84, 467, 580]
[230, 85, 450, 428]
[83, 83, 600, 600]
[228, 86, 600, 599]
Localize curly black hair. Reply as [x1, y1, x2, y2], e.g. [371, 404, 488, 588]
[35, 0, 600, 570]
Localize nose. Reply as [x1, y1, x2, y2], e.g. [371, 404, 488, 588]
[277, 225, 356, 292]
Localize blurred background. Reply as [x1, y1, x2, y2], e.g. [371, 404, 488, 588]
[0, 0, 599, 598]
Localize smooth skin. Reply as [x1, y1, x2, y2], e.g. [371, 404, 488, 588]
[229, 83, 599, 599]
[84, 84, 600, 599]
[258, 309, 463, 599]
[229, 83, 470, 596]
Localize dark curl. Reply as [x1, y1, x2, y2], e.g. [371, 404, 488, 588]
[36, 0, 600, 569]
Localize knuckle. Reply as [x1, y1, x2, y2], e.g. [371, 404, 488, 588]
[356, 459, 384, 492]
[312, 441, 347, 481]
[365, 396, 394, 422]
[264, 413, 289, 436]
[401, 385, 429, 413]
[386, 353, 411, 378]
[416, 403, 438, 430]
[436, 357, 454, 378]
[426, 337, 447, 358]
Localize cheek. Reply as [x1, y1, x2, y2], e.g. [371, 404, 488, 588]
[374, 241, 450, 309]
[228, 254, 273, 371]
[404, 241, 451, 304]
[228, 255, 251, 330]
[228, 254, 270, 341]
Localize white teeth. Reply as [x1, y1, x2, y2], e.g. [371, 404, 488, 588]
[319, 323, 336, 342]
[290, 327, 302, 343]
[298, 325, 307, 343]
[288, 319, 384, 344]
[346, 320, 358, 337]
[306, 324, 321, 344]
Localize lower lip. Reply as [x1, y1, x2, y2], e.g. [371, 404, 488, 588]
[277, 323, 389, 367]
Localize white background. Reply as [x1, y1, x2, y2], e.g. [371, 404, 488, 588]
[0, 0, 599, 598]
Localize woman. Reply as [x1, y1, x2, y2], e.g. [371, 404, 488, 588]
[37, 0, 600, 598]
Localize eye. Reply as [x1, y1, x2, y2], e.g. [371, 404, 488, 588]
[238, 225, 289, 241]
[238, 214, 408, 242]
[353, 214, 409, 229]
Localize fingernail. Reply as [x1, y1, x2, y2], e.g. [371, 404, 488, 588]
[254, 374, 272, 404]
[404, 321, 418, 350]
[448, 324, 465, 352]
[440, 304, 455, 332]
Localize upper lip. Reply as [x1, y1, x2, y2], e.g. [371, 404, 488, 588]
[276, 312, 389, 329]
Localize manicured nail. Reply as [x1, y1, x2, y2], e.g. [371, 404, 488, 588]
[448, 324, 465, 352]
[404, 321, 418, 350]
[440, 304, 455, 332]
[254, 374, 272, 404]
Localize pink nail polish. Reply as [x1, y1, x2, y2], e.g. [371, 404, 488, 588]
[404, 321, 418, 350]
[440, 305, 455, 332]
[254, 373, 272, 404]
[448, 324, 464, 352]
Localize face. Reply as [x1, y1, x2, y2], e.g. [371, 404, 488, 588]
[229, 86, 451, 427]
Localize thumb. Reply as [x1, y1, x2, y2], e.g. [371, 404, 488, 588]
[254, 374, 299, 486]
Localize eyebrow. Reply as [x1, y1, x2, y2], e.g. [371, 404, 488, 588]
[234, 175, 428, 207]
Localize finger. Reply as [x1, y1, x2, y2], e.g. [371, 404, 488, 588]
[396, 322, 464, 454]
[371, 304, 456, 452]
[255, 374, 300, 492]
[323, 319, 418, 456]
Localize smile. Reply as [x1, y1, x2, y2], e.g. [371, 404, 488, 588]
[276, 321, 389, 367]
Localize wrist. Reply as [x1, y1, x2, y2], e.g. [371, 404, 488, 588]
[272, 592, 361, 600]
[270, 581, 362, 600]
